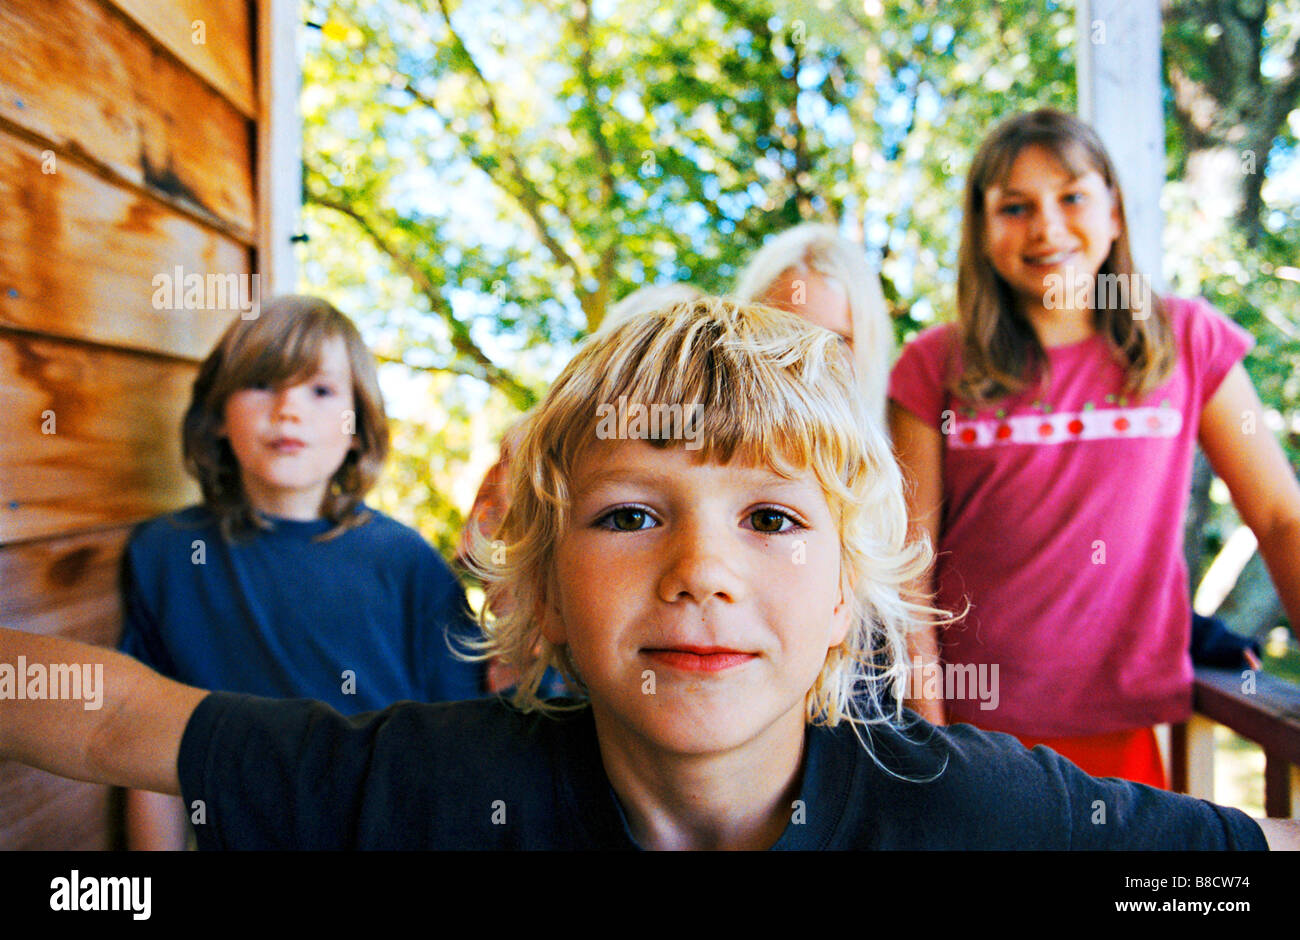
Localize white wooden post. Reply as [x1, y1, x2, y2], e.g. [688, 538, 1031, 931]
[1154, 723, 1171, 773]
[1185, 713, 1217, 801]
[1075, 0, 1166, 290]
[257, 0, 302, 296]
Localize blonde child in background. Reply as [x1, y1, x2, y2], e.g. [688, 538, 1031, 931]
[888, 109, 1300, 784]
[734, 223, 894, 419]
[120, 295, 483, 848]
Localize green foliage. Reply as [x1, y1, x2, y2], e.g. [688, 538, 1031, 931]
[301, 0, 1079, 348]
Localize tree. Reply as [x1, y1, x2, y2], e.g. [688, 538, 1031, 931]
[1164, 0, 1300, 245]
[301, 0, 1078, 387]
[1162, 0, 1300, 633]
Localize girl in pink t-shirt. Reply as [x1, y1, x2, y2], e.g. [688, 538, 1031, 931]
[888, 109, 1300, 786]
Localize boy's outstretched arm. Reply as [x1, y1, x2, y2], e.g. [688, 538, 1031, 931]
[0, 627, 206, 794]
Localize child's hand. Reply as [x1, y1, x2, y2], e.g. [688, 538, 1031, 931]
[0, 627, 205, 793]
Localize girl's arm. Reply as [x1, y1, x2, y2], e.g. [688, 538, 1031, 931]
[0, 627, 207, 794]
[889, 402, 947, 724]
[1198, 363, 1300, 629]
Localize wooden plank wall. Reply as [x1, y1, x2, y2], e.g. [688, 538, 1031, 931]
[0, 0, 259, 849]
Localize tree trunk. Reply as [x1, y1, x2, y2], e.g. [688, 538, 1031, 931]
[1184, 448, 1214, 591]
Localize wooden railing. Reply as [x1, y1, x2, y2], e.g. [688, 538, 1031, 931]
[1170, 666, 1300, 817]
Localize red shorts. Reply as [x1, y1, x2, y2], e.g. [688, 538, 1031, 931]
[1013, 727, 1167, 789]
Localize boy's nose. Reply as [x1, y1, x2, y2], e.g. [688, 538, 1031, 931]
[656, 519, 746, 606]
[272, 387, 303, 420]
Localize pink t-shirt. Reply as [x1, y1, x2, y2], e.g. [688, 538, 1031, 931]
[888, 297, 1253, 735]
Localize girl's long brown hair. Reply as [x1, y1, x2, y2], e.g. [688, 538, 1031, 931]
[953, 109, 1176, 404]
[183, 295, 389, 540]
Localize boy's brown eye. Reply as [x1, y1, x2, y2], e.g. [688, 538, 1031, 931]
[750, 509, 788, 533]
[608, 508, 648, 531]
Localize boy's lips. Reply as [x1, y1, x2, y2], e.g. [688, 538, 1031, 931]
[642, 646, 757, 673]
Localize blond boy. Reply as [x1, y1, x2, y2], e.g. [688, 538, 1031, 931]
[1, 298, 1294, 849]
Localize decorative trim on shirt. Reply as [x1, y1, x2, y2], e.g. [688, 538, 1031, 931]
[946, 404, 1183, 449]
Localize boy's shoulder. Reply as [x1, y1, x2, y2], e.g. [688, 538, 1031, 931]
[389, 695, 593, 753]
[349, 506, 426, 545]
[820, 716, 1266, 850]
[186, 693, 582, 780]
[344, 507, 451, 570]
[128, 505, 219, 551]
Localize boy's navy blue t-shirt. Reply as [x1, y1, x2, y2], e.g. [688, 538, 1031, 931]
[120, 506, 483, 712]
[178, 693, 1267, 850]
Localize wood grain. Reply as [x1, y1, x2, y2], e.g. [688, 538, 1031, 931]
[107, 0, 257, 117]
[0, 133, 248, 360]
[0, 332, 201, 546]
[0, 525, 130, 640]
[0, 0, 261, 853]
[0, 0, 255, 233]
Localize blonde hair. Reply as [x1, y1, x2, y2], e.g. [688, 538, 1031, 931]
[183, 295, 389, 541]
[733, 224, 893, 421]
[955, 109, 1176, 403]
[467, 296, 933, 730]
[601, 283, 703, 331]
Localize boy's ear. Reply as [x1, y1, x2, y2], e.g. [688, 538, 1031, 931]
[829, 570, 854, 648]
[536, 582, 567, 645]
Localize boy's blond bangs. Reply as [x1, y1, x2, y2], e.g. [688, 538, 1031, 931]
[469, 296, 933, 729]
